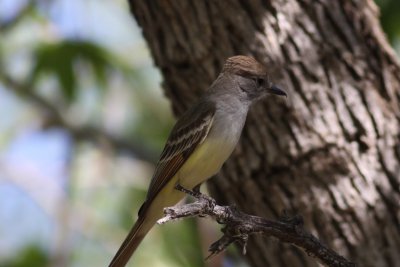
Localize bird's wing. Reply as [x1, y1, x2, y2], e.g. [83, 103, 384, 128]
[138, 100, 216, 216]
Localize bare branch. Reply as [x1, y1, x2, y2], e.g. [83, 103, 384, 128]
[158, 193, 356, 267]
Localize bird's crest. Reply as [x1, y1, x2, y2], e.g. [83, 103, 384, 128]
[223, 55, 267, 77]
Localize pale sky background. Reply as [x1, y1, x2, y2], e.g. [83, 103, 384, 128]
[0, 0, 170, 266]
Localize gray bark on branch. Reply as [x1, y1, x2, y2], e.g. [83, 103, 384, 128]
[158, 193, 356, 267]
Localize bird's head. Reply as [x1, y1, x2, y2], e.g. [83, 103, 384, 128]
[222, 55, 286, 101]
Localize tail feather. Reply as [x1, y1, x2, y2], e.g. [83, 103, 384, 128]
[108, 215, 156, 267]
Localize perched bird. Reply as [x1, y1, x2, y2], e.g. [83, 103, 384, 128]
[109, 55, 286, 267]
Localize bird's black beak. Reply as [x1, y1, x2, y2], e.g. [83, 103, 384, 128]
[268, 85, 287, 97]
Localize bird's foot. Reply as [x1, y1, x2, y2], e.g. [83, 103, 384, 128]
[192, 183, 201, 194]
[174, 183, 200, 197]
[174, 183, 216, 212]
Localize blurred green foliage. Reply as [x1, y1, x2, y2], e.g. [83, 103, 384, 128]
[31, 41, 114, 101]
[0, 1, 178, 267]
[376, 0, 400, 43]
[161, 220, 204, 267]
[0, 245, 48, 267]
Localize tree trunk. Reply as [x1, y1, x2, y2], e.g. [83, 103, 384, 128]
[129, 1, 400, 266]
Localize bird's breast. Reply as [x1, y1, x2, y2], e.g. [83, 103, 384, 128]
[177, 108, 247, 189]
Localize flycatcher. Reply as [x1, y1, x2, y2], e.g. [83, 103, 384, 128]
[109, 55, 286, 267]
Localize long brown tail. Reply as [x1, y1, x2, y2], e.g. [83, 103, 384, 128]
[108, 214, 156, 267]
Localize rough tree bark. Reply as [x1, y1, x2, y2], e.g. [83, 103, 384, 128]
[129, 1, 400, 267]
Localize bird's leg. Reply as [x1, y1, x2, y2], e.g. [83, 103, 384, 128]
[193, 183, 202, 194]
[175, 183, 201, 197]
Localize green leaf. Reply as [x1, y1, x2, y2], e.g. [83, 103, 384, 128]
[31, 40, 115, 101]
[0, 244, 49, 267]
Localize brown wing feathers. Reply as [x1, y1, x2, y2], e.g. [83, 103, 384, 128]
[138, 102, 215, 217]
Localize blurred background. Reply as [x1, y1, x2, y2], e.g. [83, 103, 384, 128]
[0, 0, 398, 266]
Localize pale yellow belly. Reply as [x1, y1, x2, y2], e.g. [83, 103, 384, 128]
[177, 137, 235, 189]
[146, 137, 234, 222]
[145, 118, 242, 222]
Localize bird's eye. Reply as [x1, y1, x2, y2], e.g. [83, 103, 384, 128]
[255, 78, 264, 87]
